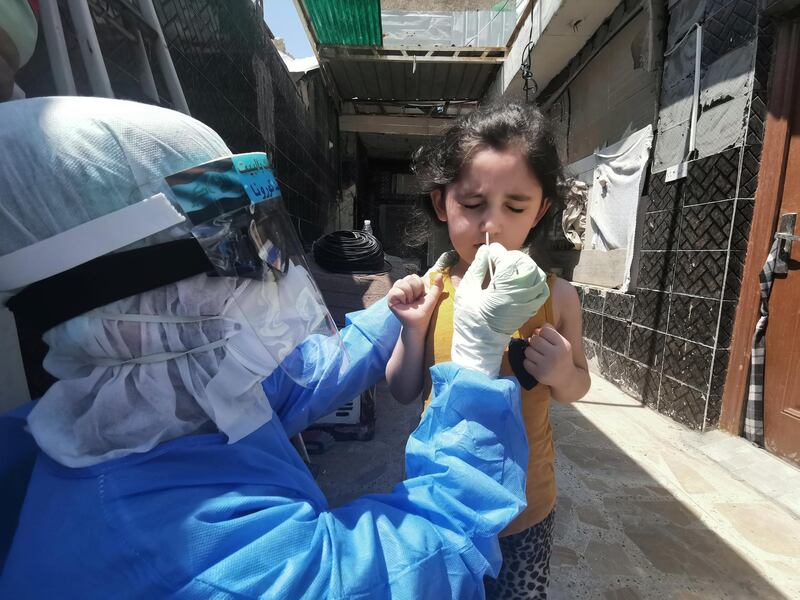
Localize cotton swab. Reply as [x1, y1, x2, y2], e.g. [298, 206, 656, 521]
[486, 232, 494, 282]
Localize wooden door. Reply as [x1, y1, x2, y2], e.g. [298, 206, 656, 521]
[763, 20, 800, 465]
[721, 17, 800, 465]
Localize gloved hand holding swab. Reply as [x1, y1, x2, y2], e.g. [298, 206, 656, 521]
[450, 242, 550, 377]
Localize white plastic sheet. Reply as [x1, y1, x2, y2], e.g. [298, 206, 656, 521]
[381, 10, 516, 47]
[586, 124, 654, 291]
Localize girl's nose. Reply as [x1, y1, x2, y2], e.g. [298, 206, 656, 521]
[482, 223, 500, 238]
[481, 213, 502, 236]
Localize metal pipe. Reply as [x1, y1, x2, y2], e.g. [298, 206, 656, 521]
[135, 0, 190, 115]
[135, 30, 160, 102]
[39, 0, 77, 95]
[67, 0, 114, 97]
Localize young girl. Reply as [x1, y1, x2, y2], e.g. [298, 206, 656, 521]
[385, 104, 590, 599]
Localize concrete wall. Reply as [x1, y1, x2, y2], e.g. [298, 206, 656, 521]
[535, 1, 659, 285]
[546, 10, 658, 164]
[486, 0, 621, 102]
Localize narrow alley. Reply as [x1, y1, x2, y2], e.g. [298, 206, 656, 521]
[2, 1, 800, 598]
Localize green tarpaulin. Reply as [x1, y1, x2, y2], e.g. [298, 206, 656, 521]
[304, 0, 382, 46]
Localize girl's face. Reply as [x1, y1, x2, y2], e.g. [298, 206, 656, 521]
[431, 147, 550, 266]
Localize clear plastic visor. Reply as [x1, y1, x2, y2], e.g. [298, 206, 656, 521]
[144, 152, 347, 388]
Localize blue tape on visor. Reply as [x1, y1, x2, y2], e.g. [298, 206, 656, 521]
[165, 152, 281, 225]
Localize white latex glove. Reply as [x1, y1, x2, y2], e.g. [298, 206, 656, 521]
[451, 243, 550, 377]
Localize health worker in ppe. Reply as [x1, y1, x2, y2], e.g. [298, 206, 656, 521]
[0, 97, 550, 599]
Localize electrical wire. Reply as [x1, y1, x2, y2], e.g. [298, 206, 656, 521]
[312, 230, 391, 274]
[664, 22, 699, 57]
[520, 3, 537, 102]
[565, 87, 571, 159]
[521, 40, 538, 101]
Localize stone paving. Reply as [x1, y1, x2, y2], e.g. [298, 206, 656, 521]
[314, 377, 800, 599]
[547, 377, 800, 600]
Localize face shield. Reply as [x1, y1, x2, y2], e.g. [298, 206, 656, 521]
[2, 152, 345, 389]
[150, 152, 347, 388]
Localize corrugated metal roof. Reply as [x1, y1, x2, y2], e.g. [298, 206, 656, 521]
[304, 0, 382, 46]
[326, 59, 500, 101]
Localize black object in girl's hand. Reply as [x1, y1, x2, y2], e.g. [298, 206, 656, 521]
[508, 338, 539, 390]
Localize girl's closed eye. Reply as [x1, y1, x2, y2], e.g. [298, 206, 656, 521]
[507, 194, 532, 213]
[459, 196, 483, 209]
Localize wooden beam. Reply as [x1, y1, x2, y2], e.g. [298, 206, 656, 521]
[319, 45, 507, 64]
[339, 114, 451, 136]
[339, 99, 478, 118]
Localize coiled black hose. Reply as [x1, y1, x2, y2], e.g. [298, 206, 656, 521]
[312, 230, 390, 274]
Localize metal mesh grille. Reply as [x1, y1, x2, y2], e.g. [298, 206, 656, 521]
[154, 0, 340, 243]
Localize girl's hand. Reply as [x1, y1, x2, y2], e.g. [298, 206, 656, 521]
[388, 273, 444, 333]
[523, 325, 575, 388]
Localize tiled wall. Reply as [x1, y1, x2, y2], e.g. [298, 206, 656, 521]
[577, 1, 774, 430]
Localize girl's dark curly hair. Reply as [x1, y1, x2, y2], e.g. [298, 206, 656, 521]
[410, 102, 566, 250]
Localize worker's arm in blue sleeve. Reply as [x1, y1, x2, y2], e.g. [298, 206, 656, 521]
[173, 363, 527, 599]
[1, 364, 527, 599]
[263, 298, 401, 437]
[315, 363, 529, 599]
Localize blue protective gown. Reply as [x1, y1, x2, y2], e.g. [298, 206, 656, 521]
[0, 299, 528, 599]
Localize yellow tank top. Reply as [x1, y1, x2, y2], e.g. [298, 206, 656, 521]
[422, 270, 557, 536]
